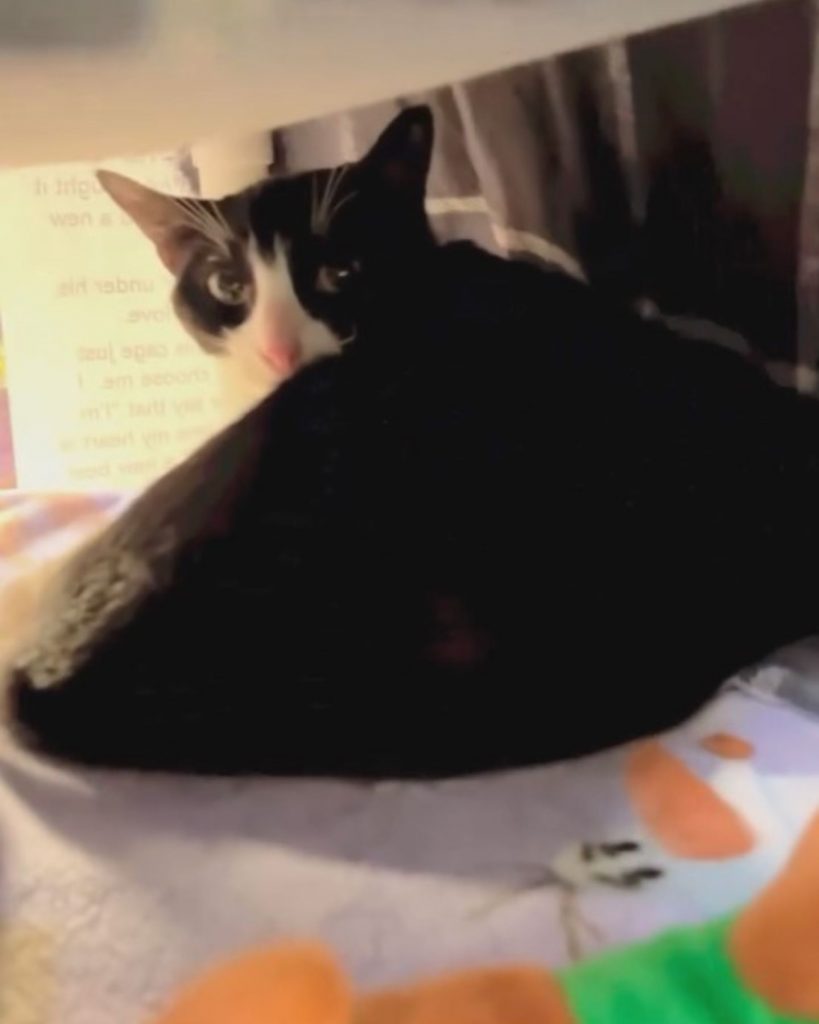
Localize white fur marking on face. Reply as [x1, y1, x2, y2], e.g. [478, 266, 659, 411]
[217, 237, 342, 420]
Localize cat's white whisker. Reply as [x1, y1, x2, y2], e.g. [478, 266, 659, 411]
[208, 199, 232, 241]
[174, 198, 217, 240]
[318, 164, 345, 232]
[315, 169, 335, 233]
[200, 202, 232, 254]
[174, 197, 209, 228]
[315, 163, 354, 235]
[173, 197, 232, 255]
[325, 189, 357, 232]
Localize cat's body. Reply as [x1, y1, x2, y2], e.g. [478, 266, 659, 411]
[8, 233, 819, 776]
[6, 107, 819, 777]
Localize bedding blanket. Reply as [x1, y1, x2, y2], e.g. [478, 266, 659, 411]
[2, 492, 819, 1024]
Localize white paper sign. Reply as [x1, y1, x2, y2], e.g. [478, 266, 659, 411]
[0, 153, 226, 491]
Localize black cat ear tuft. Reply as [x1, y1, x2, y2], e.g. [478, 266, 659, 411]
[363, 105, 434, 196]
[96, 169, 202, 275]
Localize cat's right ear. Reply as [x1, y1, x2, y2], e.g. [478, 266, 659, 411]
[96, 170, 198, 275]
[362, 105, 434, 199]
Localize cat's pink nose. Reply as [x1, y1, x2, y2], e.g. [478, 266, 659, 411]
[262, 337, 301, 376]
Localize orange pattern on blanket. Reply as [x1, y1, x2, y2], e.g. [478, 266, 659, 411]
[150, 942, 351, 1024]
[148, 944, 575, 1024]
[357, 966, 575, 1024]
[731, 811, 819, 1018]
[625, 740, 755, 859]
[699, 732, 754, 760]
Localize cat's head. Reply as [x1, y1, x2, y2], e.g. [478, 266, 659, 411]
[97, 106, 435, 407]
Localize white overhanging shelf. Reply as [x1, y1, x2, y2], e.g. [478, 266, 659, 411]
[0, 0, 764, 167]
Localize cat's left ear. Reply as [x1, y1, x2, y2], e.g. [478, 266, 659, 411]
[363, 105, 434, 198]
[96, 169, 206, 275]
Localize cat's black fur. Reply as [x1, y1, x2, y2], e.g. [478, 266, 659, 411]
[8, 112, 819, 777]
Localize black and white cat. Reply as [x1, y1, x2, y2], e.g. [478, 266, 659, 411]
[0, 109, 434, 686]
[8, 105, 819, 778]
[98, 109, 435, 414]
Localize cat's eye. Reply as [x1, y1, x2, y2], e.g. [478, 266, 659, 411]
[206, 268, 250, 306]
[316, 263, 359, 294]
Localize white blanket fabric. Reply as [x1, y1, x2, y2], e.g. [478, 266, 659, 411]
[2, 672, 819, 1024]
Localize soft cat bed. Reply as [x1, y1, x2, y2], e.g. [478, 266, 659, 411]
[149, 808, 819, 1024]
[3, 493, 819, 1024]
[148, 808, 819, 1023]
